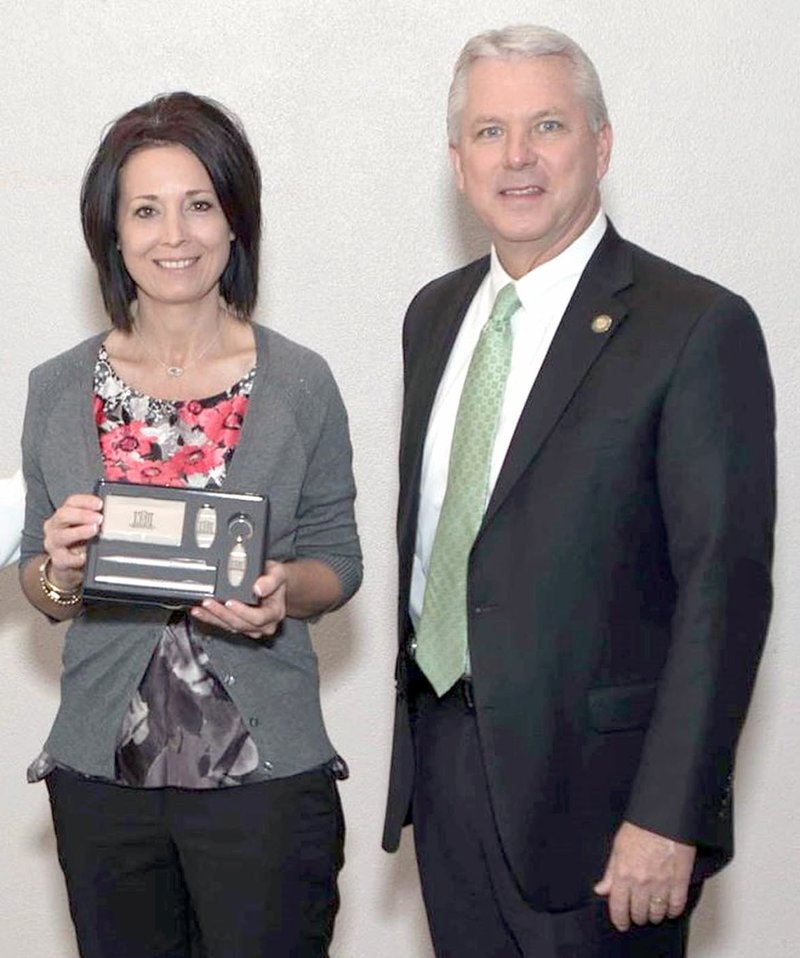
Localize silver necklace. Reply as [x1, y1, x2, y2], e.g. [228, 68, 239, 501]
[132, 316, 224, 377]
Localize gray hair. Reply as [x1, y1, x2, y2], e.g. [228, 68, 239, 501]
[447, 25, 609, 144]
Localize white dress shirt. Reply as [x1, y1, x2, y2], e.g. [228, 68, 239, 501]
[0, 468, 25, 567]
[410, 211, 608, 628]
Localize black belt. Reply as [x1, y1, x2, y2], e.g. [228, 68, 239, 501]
[405, 646, 475, 709]
[451, 674, 475, 708]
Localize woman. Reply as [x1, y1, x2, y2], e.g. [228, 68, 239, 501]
[20, 93, 361, 957]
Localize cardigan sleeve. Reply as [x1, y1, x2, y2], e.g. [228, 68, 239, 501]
[292, 360, 362, 607]
[19, 365, 54, 569]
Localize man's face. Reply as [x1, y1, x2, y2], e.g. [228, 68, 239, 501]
[450, 55, 612, 278]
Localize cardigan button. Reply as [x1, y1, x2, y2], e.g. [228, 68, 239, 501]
[249, 717, 260, 728]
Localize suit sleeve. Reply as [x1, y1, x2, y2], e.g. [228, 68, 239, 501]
[624, 292, 775, 855]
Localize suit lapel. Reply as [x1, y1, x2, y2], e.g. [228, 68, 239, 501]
[401, 258, 489, 498]
[483, 226, 634, 528]
[397, 258, 489, 576]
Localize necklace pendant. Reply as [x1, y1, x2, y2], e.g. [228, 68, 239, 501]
[167, 366, 184, 377]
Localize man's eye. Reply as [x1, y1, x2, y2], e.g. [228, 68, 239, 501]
[538, 120, 562, 133]
[477, 126, 503, 139]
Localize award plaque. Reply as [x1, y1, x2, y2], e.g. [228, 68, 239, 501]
[83, 480, 269, 607]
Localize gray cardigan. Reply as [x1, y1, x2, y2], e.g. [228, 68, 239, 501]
[21, 323, 362, 780]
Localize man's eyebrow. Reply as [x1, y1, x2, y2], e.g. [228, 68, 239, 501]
[468, 107, 566, 126]
[528, 107, 566, 120]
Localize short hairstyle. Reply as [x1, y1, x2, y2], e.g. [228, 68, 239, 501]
[80, 92, 261, 330]
[447, 25, 609, 145]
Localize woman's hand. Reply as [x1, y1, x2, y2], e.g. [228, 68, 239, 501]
[42, 493, 103, 592]
[191, 559, 288, 640]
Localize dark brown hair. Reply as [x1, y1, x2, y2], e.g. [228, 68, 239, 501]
[80, 92, 261, 330]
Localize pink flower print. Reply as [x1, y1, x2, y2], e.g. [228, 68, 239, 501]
[195, 403, 226, 442]
[178, 399, 207, 429]
[100, 421, 155, 463]
[199, 396, 248, 447]
[124, 458, 183, 486]
[104, 462, 128, 482]
[171, 443, 226, 478]
[221, 394, 248, 447]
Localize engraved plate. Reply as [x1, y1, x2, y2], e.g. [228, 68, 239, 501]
[227, 541, 248, 587]
[102, 494, 186, 546]
[195, 505, 217, 549]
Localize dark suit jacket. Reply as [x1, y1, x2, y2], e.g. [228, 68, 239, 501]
[382, 223, 775, 912]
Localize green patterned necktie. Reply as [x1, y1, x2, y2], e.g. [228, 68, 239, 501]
[415, 283, 521, 696]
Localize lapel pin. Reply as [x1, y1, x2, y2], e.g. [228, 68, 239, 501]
[591, 314, 613, 334]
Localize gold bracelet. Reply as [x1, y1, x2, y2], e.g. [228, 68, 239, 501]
[39, 557, 83, 606]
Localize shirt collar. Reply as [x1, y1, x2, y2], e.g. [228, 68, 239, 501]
[489, 210, 608, 310]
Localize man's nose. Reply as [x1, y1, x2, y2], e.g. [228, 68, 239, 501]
[504, 130, 537, 169]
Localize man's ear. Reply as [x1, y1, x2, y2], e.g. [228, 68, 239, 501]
[595, 122, 613, 182]
[449, 143, 466, 192]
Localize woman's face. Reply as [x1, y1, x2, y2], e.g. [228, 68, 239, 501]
[116, 143, 234, 313]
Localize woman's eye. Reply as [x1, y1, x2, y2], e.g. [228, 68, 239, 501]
[133, 206, 156, 218]
[189, 200, 213, 212]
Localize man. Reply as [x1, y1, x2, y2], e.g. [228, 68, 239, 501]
[383, 25, 775, 957]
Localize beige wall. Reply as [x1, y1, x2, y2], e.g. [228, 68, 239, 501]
[1, 1, 797, 955]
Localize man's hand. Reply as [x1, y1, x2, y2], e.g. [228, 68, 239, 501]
[594, 821, 696, 931]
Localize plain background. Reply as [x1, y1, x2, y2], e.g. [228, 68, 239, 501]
[0, 2, 797, 955]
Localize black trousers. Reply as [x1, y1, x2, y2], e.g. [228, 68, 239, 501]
[46, 765, 344, 958]
[411, 681, 701, 958]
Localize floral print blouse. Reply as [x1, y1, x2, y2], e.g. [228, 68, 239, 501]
[95, 346, 253, 489]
